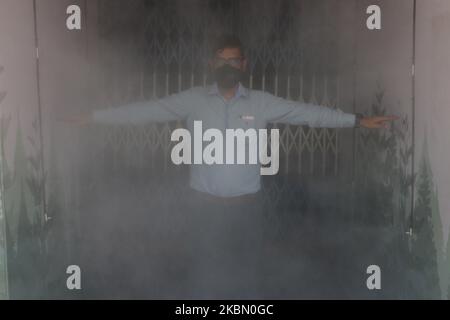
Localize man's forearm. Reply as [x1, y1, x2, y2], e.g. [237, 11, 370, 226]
[91, 100, 183, 125]
[263, 92, 356, 128]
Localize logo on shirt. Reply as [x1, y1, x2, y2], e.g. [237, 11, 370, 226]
[240, 115, 255, 121]
[170, 120, 279, 175]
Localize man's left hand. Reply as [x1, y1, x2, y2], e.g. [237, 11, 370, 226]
[360, 115, 399, 129]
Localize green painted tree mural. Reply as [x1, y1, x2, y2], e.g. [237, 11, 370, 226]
[0, 65, 67, 298]
[355, 88, 413, 229]
[410, 136, 441, 299]
[3, 114, 47, 298]
[354, 87, 447, 298]
[431, 183, 446, 299]
[5, 118, 38, 250]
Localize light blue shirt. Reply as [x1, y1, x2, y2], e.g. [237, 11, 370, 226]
[92, 83, 356, 197]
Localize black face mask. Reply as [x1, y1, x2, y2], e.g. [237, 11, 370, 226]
[212, 64, 244, 89]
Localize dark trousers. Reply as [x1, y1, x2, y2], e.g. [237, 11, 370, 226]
[169, 189, 267, 298]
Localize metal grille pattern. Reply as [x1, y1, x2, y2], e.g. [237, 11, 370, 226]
[90, 0, 342, 176]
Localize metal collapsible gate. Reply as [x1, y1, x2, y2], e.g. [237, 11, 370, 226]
[63, 0, 346, 216]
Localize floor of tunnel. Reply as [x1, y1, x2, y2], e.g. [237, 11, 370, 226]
[58, 177, 416, 300]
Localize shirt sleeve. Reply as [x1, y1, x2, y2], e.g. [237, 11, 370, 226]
[92, 89, 194, 125]
[262, 92, 356, 128]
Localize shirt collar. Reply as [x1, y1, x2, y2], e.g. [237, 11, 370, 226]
[208, 82, 248, 99]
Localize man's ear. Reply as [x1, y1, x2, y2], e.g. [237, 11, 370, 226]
[242, 58, 248, 71]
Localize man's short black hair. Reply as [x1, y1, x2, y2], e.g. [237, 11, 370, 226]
[211, 34, 245, 57]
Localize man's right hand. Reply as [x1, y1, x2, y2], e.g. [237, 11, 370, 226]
[57, 111, 92, 126]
